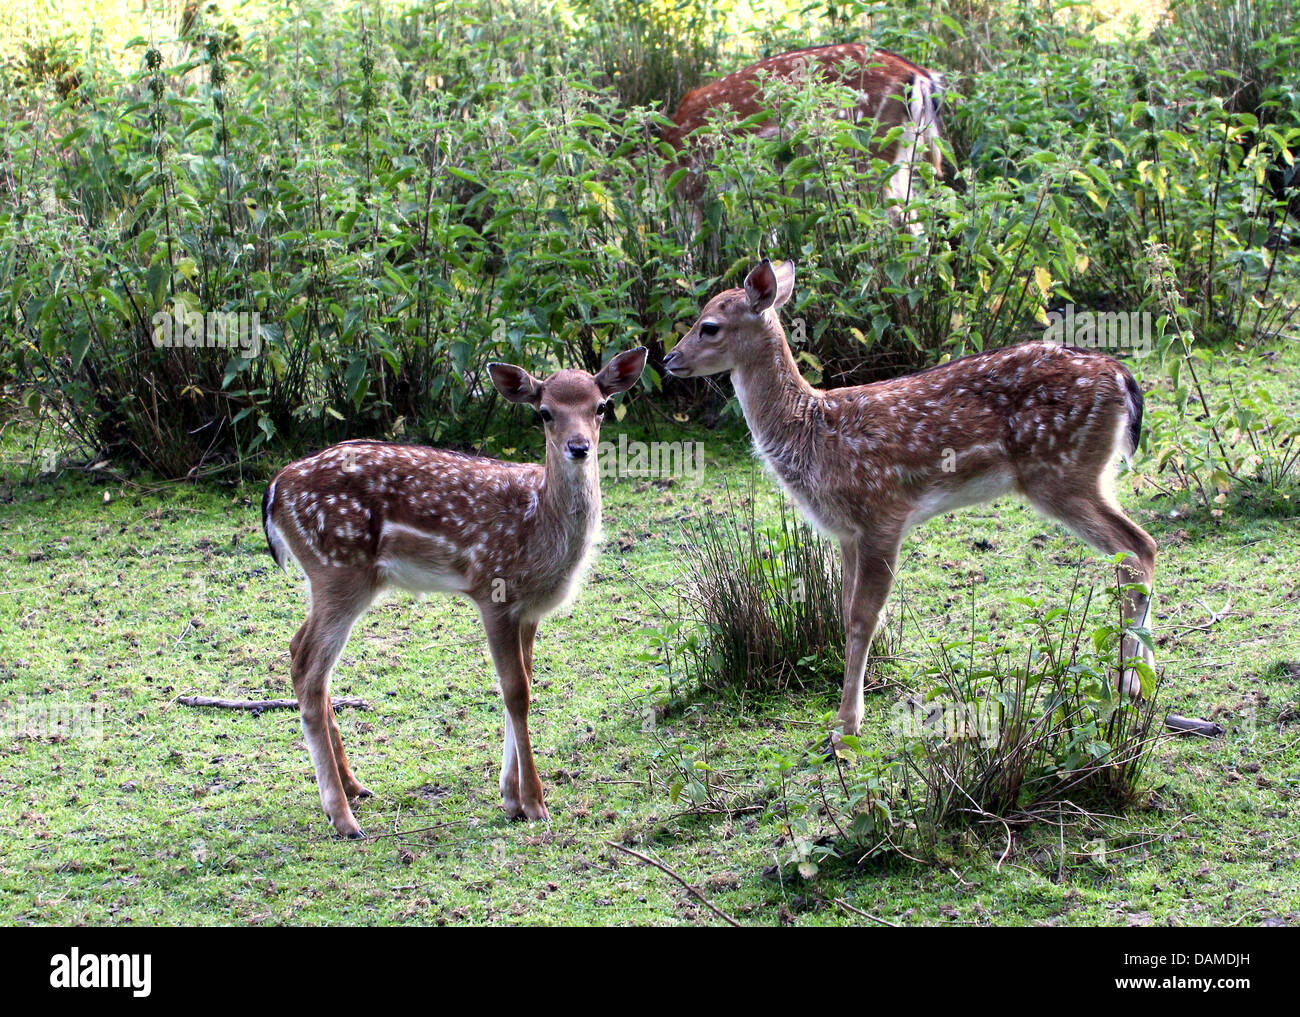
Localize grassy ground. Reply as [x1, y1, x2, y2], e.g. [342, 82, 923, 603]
[1, 341, 1298, 927]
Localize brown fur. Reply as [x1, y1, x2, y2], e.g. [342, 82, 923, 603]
[663, 45, 945, 220]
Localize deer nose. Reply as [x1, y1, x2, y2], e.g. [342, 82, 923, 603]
[566, 437, 590, 460]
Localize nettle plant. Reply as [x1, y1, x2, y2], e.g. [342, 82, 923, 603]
[943, 8, 1297, 344]
[763, 564, 1161, 876]
[1141, 245, 1300, 513]
[674, 72, 1091, 390]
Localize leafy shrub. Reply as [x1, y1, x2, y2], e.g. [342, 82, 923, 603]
[1164, 0, 1300, 118]
[0, 2, 697, 474]
[572, 0, 724, 112]
[1137, 242, 1300, 513]
[1, 0, 1294, 476]
[764, 567, 1162, 873]
[5, 35, 83, 97]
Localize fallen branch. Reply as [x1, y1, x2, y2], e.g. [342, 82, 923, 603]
[1172, 597, 1232, 638]
[605, 841, 741, 927]
[1164, 714, 1225, 737]
[833, 898, 900, 928]
[357, 820, 471, 841]
[174, 695, 371, 714]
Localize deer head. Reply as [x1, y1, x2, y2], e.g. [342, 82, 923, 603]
[663, 259, 796, 378]
[489, 348, 648, 465]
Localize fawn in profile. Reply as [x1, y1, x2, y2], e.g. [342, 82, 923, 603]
[664, 260, 1156, 744]
[263, 348, 647, 838]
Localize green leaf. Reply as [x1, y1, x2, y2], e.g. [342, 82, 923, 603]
[346, 355, 368, 408]
[69, 328, 91, 372]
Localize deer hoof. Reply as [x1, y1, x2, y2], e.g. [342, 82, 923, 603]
[327, 811, 365, 839]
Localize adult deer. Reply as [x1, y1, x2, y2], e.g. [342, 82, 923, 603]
[663, 260, 1156, 744]
[262, 348, 647, 837]
[662, 45, 946, 228]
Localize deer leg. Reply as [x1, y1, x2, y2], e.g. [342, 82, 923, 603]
[839, 537, 860, 633]
[291, 578, 375, 839]
[501, 618, 540, 817]
[497, 619, 537, 817]
[483, 608, 548, 822]
[521, 618, 538, 680]
[293, 606, 370, 800]
[327, 704, 373, 800]
[836, 537, 900, 742]
[500, 707, 520, 815]
[1031, 489, 1157, 697]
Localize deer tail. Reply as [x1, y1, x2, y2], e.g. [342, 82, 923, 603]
[1120, 365, 1145, 459]
[907, 71, 946, 178]
[263, 479, 289, 572]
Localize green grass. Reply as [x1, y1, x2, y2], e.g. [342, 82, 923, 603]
[1, 343, 1298, 927]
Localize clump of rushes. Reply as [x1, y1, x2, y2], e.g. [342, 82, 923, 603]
[663, 480, 895, 696]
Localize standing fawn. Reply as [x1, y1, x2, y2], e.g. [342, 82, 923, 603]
[662, 45, 946, 229]
[263, 348, 647, 838]
[664, 260, 1156, 743]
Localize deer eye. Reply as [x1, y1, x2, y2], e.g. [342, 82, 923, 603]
[700, 322, 720, 337]
[538, 407, 553, 424]
[596, 401, 608, 417]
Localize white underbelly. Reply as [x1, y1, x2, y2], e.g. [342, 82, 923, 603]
[377, 555, 468, 596]
[904, 470, 1017, 532]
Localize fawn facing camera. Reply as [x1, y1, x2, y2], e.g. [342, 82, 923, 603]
[263, 349, 647, 837]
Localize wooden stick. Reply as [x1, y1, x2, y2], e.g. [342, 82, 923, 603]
[605, 841, 741, 927]
[834, 897, 901, 928]
[1164, 714, 1225, 737]
[357, 820, 471, 841]
[1172, 597, 1232, 638]
[174, 695, 370, 712]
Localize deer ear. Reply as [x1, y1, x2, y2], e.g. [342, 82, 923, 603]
[488, 363, 543, 405]
[744, 259, 779, 313]
[772, 260, 795, 309]
[595, 347, 647, 396]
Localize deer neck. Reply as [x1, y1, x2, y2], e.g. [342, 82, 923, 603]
[537, 453, 602, 553]
[729, 322, 823, 486]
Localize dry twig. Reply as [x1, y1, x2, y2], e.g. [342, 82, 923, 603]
[605, 841, 741, 927]
[834, 898, 900, 928]
[174, 694, 370, 712]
